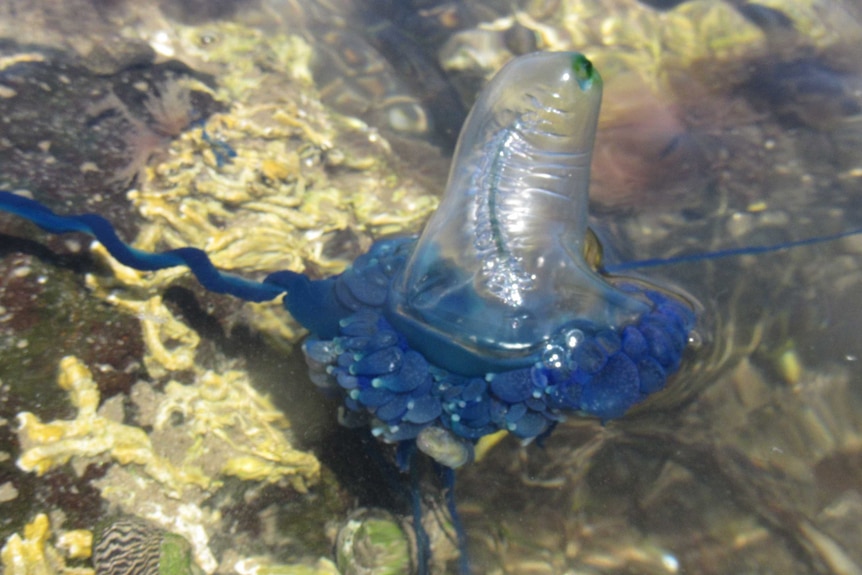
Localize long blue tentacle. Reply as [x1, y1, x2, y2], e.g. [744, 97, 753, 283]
[439, 465, 471, 575]
[604, 226, 862, 273]
[407, 445, 431, 575]
[0, 191, 285, 302]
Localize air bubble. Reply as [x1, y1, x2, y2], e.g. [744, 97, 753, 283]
[542, 344, 566, 370]
[564, 328, 584, 348]
[687, 330, 703, 349]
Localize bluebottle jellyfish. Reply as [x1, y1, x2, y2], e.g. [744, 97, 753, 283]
[2, 50, 861, 574]
[295, 51, 697, 456]
[0, 52, 697, 461]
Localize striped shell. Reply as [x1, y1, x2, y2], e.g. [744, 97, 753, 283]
[93, 518, 200, 575]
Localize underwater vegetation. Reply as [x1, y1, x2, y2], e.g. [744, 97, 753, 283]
[5, 327, 321, 573]
[2, 514, 93, 575]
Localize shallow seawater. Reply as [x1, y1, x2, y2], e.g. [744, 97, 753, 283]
[0, 1, 861, 574]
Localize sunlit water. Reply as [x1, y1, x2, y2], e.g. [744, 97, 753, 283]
[0, 1, 861, 574]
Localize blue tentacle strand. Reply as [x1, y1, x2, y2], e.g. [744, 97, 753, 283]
[0, 192, 285, 303]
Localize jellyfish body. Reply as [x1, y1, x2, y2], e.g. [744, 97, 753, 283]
[297, 237, 694, 453]
[0, 53, 695, 467]
[288, 53, 696, 456]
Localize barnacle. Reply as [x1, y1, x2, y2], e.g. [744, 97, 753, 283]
[334, 509, 411, 575]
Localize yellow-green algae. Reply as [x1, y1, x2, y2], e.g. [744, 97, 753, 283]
[1, 514, 94, 575]
[0, 514, 340, 575]
[16, 353, 319, 492]
[107, 22, 440, 348]
[14, 348, 321, 573]
[11, 243, 327, 573]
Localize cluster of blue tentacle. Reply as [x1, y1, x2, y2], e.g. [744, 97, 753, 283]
[301, 237, 696, 445]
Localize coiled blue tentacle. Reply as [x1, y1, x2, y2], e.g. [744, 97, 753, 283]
[0, 192, 285, 303]
[3, 187, 856, 440]
[0, 192, 362, 343]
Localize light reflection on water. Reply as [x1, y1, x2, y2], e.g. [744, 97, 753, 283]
[0, 1, 860, 573]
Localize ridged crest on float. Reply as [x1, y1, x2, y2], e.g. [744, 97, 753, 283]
[390, 52, 650, 362]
